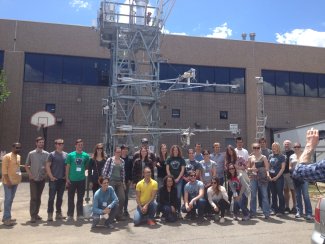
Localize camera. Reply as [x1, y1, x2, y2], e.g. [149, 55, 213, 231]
[319, 130, 325, 140]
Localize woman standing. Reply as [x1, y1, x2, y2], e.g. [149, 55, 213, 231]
[227, 163, 250, 221]
[268, 142, 286, 215]
[225, 145, 237, 202]
[158, 175, 178, 222]
[132, 146, 154, 184]
[166, 145, 185, 214]
[289, 142, 313, 220]
[156, 144, 168, 188]
[102, 146, 126, 221]
[207, 177, 230, 223]
[88, 143, 106, 196]
[247, 142, 270, 219]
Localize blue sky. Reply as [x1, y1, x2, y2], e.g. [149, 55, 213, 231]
[1, 0, 325, 47]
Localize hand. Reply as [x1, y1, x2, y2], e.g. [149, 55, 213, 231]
[175, 178, 179, 183]
[214, 206, 219, 212]
[306, 128, 319, 150]
[103, 207, 111, 214]
[28, 173, 34, 180]
[142, 205, 148, 214]
[171, 206, 176, 213]
[186, 204, 191, 212]
[66, 179, 71, 186]
[50, 176, 57, 181]
[189, 201, 194, 209]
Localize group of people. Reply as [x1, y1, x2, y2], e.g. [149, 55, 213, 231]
[1, 129, 321, 228]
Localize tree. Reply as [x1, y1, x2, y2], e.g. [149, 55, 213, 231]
[0, 69, 10, 103]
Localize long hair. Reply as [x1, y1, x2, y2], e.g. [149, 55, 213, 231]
[163, 175, 175, 189]
[170, 145, 182, 158]
[211, 176, 220, 195]
[140, 146, 149, 161]
[226, 163, 238, 179]
[92, 143, 106, 160]
[159, 143, 168, 160]
[225, 145, 237, 164]
[272, 142, 281, 154]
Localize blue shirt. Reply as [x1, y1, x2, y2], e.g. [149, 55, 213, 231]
[92, 186, 119, 215]
[268, 154, 285, 175]
[292, 160, 325, 182]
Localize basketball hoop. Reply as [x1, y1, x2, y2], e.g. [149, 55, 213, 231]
[31, 111, 56, 129]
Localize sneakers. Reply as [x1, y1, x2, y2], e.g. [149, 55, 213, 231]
[30, 217, 37, 223]
[105, 222, 115, 229]
[55, 213, 65, 220]
[116, 216, 126, 221]
[306, 215, 313, 221]
[77, 215, 84, 221]
[123, 211, 130, 217]
[284, 207, 290, 213]
[66, 216, 74, 221]
[3, 219, 14, 226]
[295, 213, 301, 219]
[219, 217, 225, 223]
[290, 208, 297, 214]
[47, 213, 53, 222]
[147, 219, 156, 226]
[242, 215, 250, 221]
[36, 215, 42, 220]
[214, 214, 220, 222]
[233, 215, 239, 221]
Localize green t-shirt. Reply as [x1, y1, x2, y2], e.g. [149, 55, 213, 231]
[65, 151, 90, 181]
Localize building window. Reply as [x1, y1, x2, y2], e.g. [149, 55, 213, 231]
[262, 69, 325, 98]
[45, 103, 56, 113]
[24, 53, 110, 86]
[220, 111, 228, 120]
[171, 109, 180, 118]
[160, 63, 245, 94]
[0, 50, 4, 70]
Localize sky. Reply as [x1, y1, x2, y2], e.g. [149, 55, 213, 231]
[1, 0, 325, 47]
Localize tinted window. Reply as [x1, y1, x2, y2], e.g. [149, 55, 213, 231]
[262, 70, 275, 95]
[214, 67, 230, 93]
[275, 71, 290, 95]
[63, 56, 82, 84]
[198, 66, 214, 92]
[230, 68, 245, 94]
[304, 73, 318, 97]
[319, 74, 325, 98]
[290, 72, 304, 96]
[24, 53, 44, 82]
[44, 55, 62, 83]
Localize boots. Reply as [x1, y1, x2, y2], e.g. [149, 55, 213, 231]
[47, 213, 53, 222]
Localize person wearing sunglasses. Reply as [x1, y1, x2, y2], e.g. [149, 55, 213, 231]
[1, 142, 22, 226]
[45, 138, 67, 221]
[247, 143, 270, 219]
[207, 177, 229, 223]
[88, 143, 107, 196]
[289, 142, 312, 220]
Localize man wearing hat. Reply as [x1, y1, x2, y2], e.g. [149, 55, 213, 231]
[133, 138, 156, 165]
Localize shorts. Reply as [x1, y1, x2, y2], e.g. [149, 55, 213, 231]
[283, 173, 295, 190]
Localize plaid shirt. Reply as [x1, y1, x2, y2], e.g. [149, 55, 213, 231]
[101, 157, 125, 183]
[292, 159, 325, 182]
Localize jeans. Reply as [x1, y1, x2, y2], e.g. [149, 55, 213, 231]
[124, 180, 131, 213]
[92, 205, 118, 227]
[3, 184, 18, 220]
[212, 198, 230, 217]
[133, 201, 158, 226]
[250, 179, 270, 216]
[161, 205, 177, 222]
[175, 179, 183, 212]
[47, 179, 65, 214]
[269, 175, 285, 213]
[30, 180, 45, 218]
[181, 198, 207, 217]
[295, 181, 312, 216]
[67, 180, 85, 217]
[110, 180, 125, 218]
[233, 194, 249, 217]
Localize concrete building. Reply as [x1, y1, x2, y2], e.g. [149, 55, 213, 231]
[1, 18, 325, 158]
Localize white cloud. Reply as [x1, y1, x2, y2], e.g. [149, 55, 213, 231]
[162, 27, 187, 36]
[276, 29, 325, 47]
[206, 23, 232, 39]
[69, 0, 90, 10]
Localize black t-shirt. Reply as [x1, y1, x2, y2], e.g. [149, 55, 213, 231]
[284, 150, 294, 173]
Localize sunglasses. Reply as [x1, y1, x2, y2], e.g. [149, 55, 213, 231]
[253, 147, 260, 149]
[212, 182, 218, 184]
[203, 153, 209, 156]
[97, 148, 103, 150]
[189, 175, 196, 177]
[294, 146, 301, 148]
[56, 143, 64, 145]
[15, 147, 22, 149]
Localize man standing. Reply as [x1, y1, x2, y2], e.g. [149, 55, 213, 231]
[46, 138, 67, 221]
[234, 137, 249, 182]
[25, 137, 49, 223]
[194, 143, 203, 161]
[121, 144, 132, 217]
[283, 140, 296, 214]
[134, 167, 158, 226]
[210, 142, 225, 186]
[65, 139, 90, 220]
[1, 142, 22, 226]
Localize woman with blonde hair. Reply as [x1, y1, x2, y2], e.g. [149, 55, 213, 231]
[268, 142, 286, 215]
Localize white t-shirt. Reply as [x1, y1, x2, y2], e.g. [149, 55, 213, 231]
[235, 148, 249, 162]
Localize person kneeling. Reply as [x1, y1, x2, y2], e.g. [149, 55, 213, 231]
[134, 167, 158, 226]
[207, 177, 230, 223]
[181, 171, 207, 221]
[158, 175, 178, 222]
[92, 177, 119, 229]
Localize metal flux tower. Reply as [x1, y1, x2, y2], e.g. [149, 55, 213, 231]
[255, 76, 267, 140]
[98, 0, 174, 154]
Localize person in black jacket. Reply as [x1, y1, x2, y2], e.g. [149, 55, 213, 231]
[158, 175, 178, 222]
[121, 144, 133, 217]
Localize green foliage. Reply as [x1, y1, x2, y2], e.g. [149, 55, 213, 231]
[0, 69, 10, 103]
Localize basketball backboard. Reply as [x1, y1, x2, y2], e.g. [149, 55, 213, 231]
[30, 111, 56, 130]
